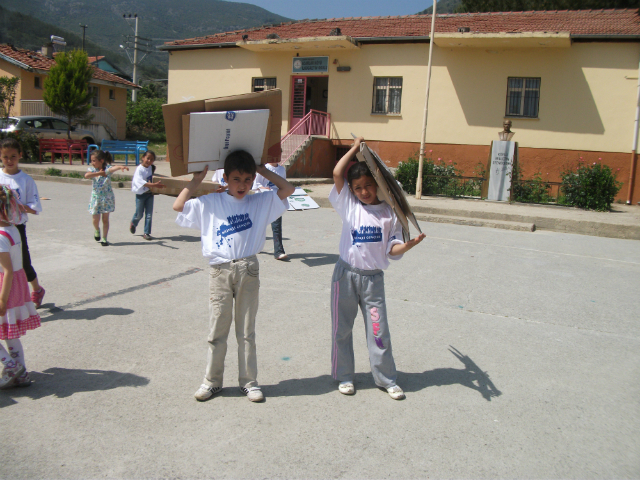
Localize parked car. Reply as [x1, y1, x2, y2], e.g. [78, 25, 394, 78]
[1, 116, 95, 144]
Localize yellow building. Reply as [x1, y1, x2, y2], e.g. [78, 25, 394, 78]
[0, 44, 137, 141]
[160, 9, 640, 202]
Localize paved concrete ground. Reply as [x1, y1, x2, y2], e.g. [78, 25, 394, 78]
[1, 178, 639, 479]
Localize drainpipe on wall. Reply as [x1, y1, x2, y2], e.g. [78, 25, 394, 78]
[627, 53, 640, 204]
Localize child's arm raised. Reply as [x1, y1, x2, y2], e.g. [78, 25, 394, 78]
[389, 233, 426, 256]
[333, 136, 363, 194]
[256, 165, 295, 200]
[108, 166, 129, 174]
[84, 170, 106, 179]
[0, 252, 13, 316]
[173, 166, 208, 212]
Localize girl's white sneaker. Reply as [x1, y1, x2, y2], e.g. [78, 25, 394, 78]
[0, 362, 25, 390]
[338, 382, 355, 395]
[386, 385, 405, 400]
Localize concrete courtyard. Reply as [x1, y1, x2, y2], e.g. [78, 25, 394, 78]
[1, 180, 638, 479]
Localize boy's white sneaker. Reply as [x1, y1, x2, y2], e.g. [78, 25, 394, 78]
[386, 385, 405, 400]
[338, 381, 355, 395]
[241, 386, 264, 402]
[194, 384, 221, 401]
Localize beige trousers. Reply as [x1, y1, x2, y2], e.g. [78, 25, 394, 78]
[203, 255, 260, 389]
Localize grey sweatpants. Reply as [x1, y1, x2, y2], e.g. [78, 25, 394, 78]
[203, 255, 260, 390]
[330, 259, 397, 388]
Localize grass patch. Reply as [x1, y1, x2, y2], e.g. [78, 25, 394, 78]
[304, 188, 312, 193]
[45, 168, 62, 176]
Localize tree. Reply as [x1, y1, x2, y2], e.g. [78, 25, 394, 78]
[457, 0, 638, 12]
[43, 50, 94, 139]
[0, 76, 19, 119]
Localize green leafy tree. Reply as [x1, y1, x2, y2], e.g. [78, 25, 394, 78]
[0, 76, 19, 119]
[43, 50, 94, 139]
[457, 0, 638, 12]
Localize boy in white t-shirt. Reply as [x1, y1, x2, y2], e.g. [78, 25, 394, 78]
[253, 162, 288, 260]
[129, 151, 164, 240]
[173, 150, 294, 403]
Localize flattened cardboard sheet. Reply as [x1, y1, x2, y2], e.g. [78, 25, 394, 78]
[356, 143, 422, 242]
[148, 177, 220, 198]
[183, 110, 270, 173]
[162, 89, 282, 177]
[287, 188, 320, 210]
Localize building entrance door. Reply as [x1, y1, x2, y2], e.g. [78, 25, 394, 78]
[289, 75, 329, 128]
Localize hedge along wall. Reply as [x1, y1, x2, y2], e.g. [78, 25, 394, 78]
[330, 139, 639, 204]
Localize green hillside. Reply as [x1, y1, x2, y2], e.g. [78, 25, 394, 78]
[418, 0, 463, 14]
[0, 0, 291, 82]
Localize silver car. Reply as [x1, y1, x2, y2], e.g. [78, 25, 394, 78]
[1, 116, 95, 144]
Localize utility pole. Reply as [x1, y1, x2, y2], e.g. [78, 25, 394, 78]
[79, 24, 88, 51]
[132, 14, 139, 102]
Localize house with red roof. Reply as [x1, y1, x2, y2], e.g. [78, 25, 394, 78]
[0, 44, 138, 140]
[160, 9, 640, 203]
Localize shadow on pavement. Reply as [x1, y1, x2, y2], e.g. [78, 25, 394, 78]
[108, 240, 179, 250]
[40, 306, 135, 322]
[0, 367, 150, 407]
[263, 347, 501, 401]
[286, 253, 339, 267]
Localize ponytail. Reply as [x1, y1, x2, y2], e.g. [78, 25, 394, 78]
[0, 186, 21, 224]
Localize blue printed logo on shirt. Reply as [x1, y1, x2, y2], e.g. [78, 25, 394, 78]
[351, 226, 382, 245]
[216, 213, 253, 247]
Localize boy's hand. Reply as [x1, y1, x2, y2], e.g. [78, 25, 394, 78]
[353, 136, 364, 148]
[123, 166, 129, 172]
[191, 166, 208, 185]
[256, 164, 267, 175]
[215, 184, 228, 193]
[405, 233, 426, 248]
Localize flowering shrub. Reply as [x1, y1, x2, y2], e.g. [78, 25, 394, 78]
[511, 167, 554, 204]
[394, 152, 483, 196]
[560, 161, 622, 211]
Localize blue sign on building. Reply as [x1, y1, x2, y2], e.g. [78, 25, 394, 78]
[292, 56, 329, 73]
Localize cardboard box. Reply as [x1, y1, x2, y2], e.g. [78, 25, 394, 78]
[162, 89, 282, 177]
[183, 109, 270, 173]
[356, 143, 422, 241]
[148, 177, 220, 198]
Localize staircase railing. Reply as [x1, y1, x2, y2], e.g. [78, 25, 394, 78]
[279, 109, 330, 166]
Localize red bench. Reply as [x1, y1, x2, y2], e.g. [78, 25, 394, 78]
[39, 139, 88, 165]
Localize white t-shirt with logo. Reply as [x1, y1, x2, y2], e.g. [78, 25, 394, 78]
[211, 169, 227, 186]
[176, 190, 286, 265]
[0, 170, 42, 224]
[329, 184, 403, 271]
[131, 164, 154, 194]
[253, 164, 289, 209]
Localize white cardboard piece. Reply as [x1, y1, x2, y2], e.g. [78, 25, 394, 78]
[187, 109, 270, 173]
[287, 188, 320, 210]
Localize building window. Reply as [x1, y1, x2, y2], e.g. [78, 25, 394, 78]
[109, 89, 116, 100]
[372, 77, 402, 114]
[34, 76, 42, 89]
[506, 77, 541, 118]
[89, 86, 99, 107]
[252, 78, 277, 92]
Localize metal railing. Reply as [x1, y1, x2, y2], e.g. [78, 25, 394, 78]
[280, 109, 330, 165]
[511, 179, 563, 204]
[20, 100, 118, 139]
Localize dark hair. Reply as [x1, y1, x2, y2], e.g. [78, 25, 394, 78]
[347, 162, 374, 186]
[144, 149, 156, 161]
[0, 138, 21, 153]
[91, 149, 113, 170]
[224, 150, 256, 177]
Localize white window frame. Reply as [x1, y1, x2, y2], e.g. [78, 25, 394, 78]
[252, 77, 277, 92]
[505, 77, 541, 118]
[372, 77, 403, 115]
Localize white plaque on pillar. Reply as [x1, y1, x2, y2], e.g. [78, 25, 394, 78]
[488, 141, 516, 201]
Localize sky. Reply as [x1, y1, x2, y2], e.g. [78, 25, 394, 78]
[237, 0, 435, 21]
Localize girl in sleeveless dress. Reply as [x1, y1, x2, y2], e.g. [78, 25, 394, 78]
[0, 186, 41, 388]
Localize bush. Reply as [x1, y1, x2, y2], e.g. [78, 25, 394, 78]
[394, 152, 483, 197]
[511, 168, 554, 204]
[0, 130, 39, 161]
[126, 97, 165, 141]
[560, 162, 622, 211]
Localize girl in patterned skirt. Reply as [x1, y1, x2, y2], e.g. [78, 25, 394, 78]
[85, 150, 129, 246]
[0, 186, 41, 388]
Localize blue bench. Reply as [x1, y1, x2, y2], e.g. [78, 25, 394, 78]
[87, 140, 149, 166]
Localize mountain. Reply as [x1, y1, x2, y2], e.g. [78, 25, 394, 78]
[0, 0, 291, 81]
[418, 0, 463, 14]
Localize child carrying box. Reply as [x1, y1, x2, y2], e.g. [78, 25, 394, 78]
[173, 150, 294, 402]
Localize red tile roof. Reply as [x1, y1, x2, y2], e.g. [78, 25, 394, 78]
[88, 56, 105, 63]
[0, 45, 137, 88]
[163, 9, 640, 47]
